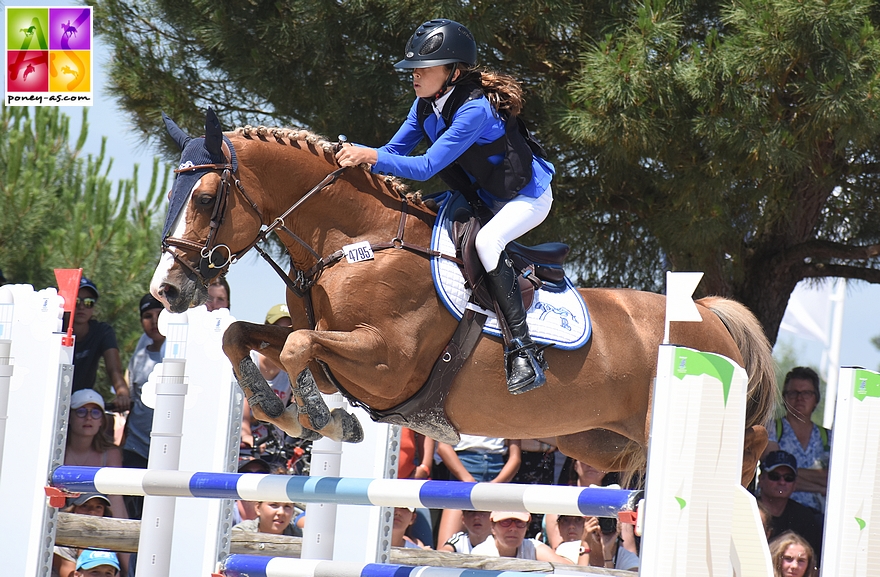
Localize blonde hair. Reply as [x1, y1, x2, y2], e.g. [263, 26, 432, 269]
[769, 531, 816, 577]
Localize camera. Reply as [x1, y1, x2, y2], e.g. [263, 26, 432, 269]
[598, 517, 617, 534]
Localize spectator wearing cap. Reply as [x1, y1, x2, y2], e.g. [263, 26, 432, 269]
[74, 550, 120, 577]
[241, 304, 294, 450]
[53, 495, 127, 577]
[120, 294, 167, 520]
[471, 511, 571, 562]
[763, 367, 831, 513]
[70, 277, 130, 411]
[758, 450, 823, 565]
[63, 389, 127, 520]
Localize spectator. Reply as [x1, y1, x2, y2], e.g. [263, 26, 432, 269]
[553, 514, 606, 567]
[391, 507, 426, 548]
[121, 294, 166, 520]
[205, 277, 230, 311]
[234, 456, 272, 526]
[769, 530, 816, 577]
[241, 304, 293, 452]
[471, 511, 570, 562]
[64, 390, 127, 519]
[53, 495, 128, 577]
[70, 277, 130, 411]
[398, 428, 435, 547]
[434, 435, 521, 546]
[758, 450, 823, 564]
[74, 550, 120, 577]
[232, 501, 302, 536]
[544, 460, 607, 549]
[512, 438, 557, 537]
[439, 510, 492, 553]
[763, 367, 830, 513]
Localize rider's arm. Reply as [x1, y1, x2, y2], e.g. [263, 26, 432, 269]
[373, 99, 496, 181]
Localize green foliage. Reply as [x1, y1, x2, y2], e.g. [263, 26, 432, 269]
[0, 106, 169, 395]
[88, 0, 880, 345]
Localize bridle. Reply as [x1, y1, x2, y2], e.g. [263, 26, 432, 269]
[162, 140, 459, 328]
[161, 140, 265, 282]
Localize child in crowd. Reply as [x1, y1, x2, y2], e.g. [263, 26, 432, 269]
[73, 550, 120, 577]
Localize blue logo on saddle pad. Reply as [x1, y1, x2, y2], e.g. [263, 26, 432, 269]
[429, 192, 591, 350]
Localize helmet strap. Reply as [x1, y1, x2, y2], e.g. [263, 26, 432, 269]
[433, 63, 459, 101]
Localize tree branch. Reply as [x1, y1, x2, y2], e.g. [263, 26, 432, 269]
[802, 263, 880, 284]
[789, 239, 880, 262]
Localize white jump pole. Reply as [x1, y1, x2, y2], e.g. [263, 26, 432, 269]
[0, 286, 15, 471]
[821, 367, 880, 576]
[136, 313, 189, 577]
[0, 285, 71, 577]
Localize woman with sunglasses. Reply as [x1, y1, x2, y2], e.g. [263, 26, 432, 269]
[63, 389, 128, 520]
[757, 450, 823, 565]
[471, 511, 570, 563]
[71, 277, 130, 412]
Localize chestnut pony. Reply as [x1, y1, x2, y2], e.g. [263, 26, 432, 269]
[151, 113, 775, 485]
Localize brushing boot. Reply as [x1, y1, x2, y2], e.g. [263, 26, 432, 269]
[486, 252, 546, 394]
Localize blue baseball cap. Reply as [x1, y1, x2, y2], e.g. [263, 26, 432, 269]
[76, 549, 120, 571]
[762, 450, 798, 474]
[80, 277, 100, 299]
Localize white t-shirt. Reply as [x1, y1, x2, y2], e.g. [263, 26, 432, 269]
[471, 535, 539, 559]
[454, 434, 506, 454]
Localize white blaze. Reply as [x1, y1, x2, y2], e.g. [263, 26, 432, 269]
[150, 178, 201, 305]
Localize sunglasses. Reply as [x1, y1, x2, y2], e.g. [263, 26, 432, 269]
[76, 297, 96, 309]
[496, 518, 527, 529]
[767, 471, 796, 483]
[74, 407, 104, 420]
[783, 390, 816, 400]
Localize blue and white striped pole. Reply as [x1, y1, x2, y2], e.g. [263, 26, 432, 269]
[51, 466, 640, 518]
[221, 556, 544, 577]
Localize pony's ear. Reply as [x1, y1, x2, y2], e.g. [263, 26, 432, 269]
[205, 108, 223, 158]
[162, 112, 192, 151]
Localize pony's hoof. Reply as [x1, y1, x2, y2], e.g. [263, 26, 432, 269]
[332, 408, 364, 443]
[296, 369, 331, 430]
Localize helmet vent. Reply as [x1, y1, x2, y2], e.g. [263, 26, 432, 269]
[419, 33, 444, 55]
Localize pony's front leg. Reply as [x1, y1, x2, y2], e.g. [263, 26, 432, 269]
[280, 328, 391, 444]
[222, 321, 321, 440]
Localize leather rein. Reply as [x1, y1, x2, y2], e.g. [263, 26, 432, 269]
[162, 147, 460, 328]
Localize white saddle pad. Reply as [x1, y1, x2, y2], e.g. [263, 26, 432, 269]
[429, 193, 591, 350]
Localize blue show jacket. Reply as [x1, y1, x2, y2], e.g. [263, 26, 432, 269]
[372, 88, 554, 204]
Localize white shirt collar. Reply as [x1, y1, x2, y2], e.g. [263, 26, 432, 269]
[432, 86, 456, 119]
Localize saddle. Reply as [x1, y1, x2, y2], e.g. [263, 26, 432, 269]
[451, 203, 570, 314]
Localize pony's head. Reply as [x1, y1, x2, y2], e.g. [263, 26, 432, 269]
[151, 109, 261, 312]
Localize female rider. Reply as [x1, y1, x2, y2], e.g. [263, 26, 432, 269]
[336, 19, 555, 395]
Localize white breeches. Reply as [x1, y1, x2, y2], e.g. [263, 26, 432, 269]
[475, 185, 553, 272]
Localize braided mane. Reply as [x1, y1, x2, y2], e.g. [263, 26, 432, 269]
[231, 125, 419, 203]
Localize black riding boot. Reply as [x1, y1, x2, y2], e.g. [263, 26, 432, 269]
[486, 252, 546, 394]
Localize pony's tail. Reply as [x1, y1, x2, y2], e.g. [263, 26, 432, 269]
[697, 296, 778, 430]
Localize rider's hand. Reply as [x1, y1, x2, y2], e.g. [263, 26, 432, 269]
[335, 143, 378, 168]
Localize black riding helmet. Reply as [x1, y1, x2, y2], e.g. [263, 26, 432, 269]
[395, 19, 477, 69]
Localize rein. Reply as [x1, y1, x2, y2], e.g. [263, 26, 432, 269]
[164, 147, 460, 329]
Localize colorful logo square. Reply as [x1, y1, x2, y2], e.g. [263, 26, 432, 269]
[49, 8, 91, 51]
[49, 50, 89, 92]
[7, 50, 48, 92]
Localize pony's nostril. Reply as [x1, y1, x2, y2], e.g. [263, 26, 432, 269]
[160, 283, 179, 302]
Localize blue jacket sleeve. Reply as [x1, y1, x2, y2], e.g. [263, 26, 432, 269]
[373, 100, 496, 181]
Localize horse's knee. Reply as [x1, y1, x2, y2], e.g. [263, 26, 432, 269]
[222, 321, 249, 357]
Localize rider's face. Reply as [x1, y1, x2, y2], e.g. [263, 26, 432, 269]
[412, 66, 458, 99]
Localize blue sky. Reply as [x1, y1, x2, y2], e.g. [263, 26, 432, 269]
[4, 3, 879, 373]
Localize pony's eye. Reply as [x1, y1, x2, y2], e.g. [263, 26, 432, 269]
[197, 193, 215, 206]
